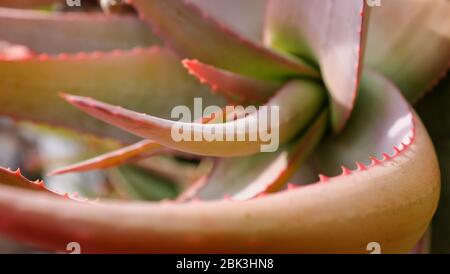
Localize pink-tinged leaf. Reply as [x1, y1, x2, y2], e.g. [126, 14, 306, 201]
[129, 0, 318, 80]
[0, 111, 439, 253]
[265, 0, 369, 132]
[0, 0, 59, 8]
[62, 80, 326, 157]
[366, 0, 450, 103]
[180, 110, 327, 201]
[0, 46, 224, 142]
[49, 106, 234, 176]
[294, 69, 421, 182]
[48, 140, 164, 176]
[189, 0, 267, 43]
[183, 59, 280, 104]
[0, 8, 159, 54]
[0, 167, 89, 202]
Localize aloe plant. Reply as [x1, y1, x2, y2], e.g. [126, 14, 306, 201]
[0, 0, 448, 253]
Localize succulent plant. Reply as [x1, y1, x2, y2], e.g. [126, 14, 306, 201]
[0, 0, 448, 253]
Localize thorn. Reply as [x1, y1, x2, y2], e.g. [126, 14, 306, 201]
[393, 146, 401, 154]
[14, 168, 21, 176]
[318, 174, 329, 182]
[341, 166, 352, 175]
[370, 156, 381, 166]
[382, 153, 391, 161]
[355, 162, 366, 171]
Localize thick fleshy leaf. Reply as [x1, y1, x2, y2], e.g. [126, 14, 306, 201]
[0, 8, 159, 54]
[62, 80, 326, 157]
[129, 0, 318, 80]
[181, 110, 327, 201]
[49, 140, 164, 176]
[0, 167, 89, 202]
[183, 59, 280, 104]
[366, 0, 450, 103]
[293, 69, 416, 181]
[265, 0, 368, 131]
[0, 46, 224, 142]
[0, 108, 439, 253]
[189, 0, 266, 43]
[49, 105, 244, 176]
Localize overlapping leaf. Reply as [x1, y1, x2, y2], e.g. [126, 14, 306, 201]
[0, 46, 224, 142]
[265, 0, 368, 131]
[130, 0, 318, 80]
[61, 80, 326, 157]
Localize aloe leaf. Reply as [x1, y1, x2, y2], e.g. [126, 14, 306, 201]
[189, 0, 266, 43]
[0, 46, 224, 142]
[0, 105, 439, 253]
[295, 69, 416, 180]
[0, 8, 159, 53]
[183, 59, 280, 104]
[61, 80, 326, 157]
[265, 0, 369, 132]
[366, 0, 450, 103]
[181, 110, 327, 201]
[48, 105, 242, 176]
[129, 0, 318, 80]
[49, 140, 163, 176]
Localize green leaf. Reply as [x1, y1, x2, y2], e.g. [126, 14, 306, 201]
[130, 0, 318, 80]
[0, 7, 160, 53]
[62, 80, 326, 157]
[366, 0, 450, 103]
[0, 46, 224, 142]
[265, 0, 369, 132]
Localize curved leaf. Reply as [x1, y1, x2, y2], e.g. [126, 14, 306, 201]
[265, 0, 369, 131]
[0, 109, 439, 252]
[183, 59, 280, 104]
[48, 140, 164, 176]
[0, 8, 159, 54]
[366, 0, 450, 103]
[294, 69, 416, 181]
[130, 0, 318, 80]
[181, 110, 327, 201]
[61, 80, 326, 157]
[0, 46, 224, 142]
